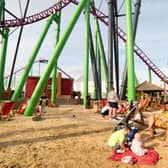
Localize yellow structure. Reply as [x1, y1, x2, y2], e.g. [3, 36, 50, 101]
[56, 72, 62, 97]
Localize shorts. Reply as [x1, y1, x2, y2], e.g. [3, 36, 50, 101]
[108, 102, 118, 109]
[111, 144, 120, 150]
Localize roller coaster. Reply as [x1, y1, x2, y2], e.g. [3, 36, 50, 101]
[0, 0, 167, 116]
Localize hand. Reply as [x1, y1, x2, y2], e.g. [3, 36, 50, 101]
[124, 147, 129, 151]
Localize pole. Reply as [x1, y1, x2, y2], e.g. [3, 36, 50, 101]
[12, 15, 54, 101]
[83, 0, 90, 107]
[0, 0, 4, 20]
[113, 0, 119, 95]
[125, 0, 135, 102]
[93, 18, 98, 100]
[148, 68, 152, 83]
[108, 0, 114, 90]
[133, 0, 141, 42]
[51, 12, 61, 104]
[8, 0, 30, 89]
[95, 19, 108, 91]
[89, 24, 101, 100]
[24, 0, 86, 116]
[0, 28, 9, 98]
[120, 0, 141, 100]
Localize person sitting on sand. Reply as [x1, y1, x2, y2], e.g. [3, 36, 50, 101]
[108, 126, 131, 156]
[117, 103, 127, 116]
[130, 132, 148, 156]
[145, 101, 168, 146]
[138, 94, 151, 112]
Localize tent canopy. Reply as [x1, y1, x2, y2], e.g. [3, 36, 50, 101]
[136, 81, 164, 92]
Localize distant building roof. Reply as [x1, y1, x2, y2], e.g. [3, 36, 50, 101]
[136, 80, 164, 91]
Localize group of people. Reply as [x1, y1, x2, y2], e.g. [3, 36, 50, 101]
[101, 101, 128, 119]
[108, 125, 148, 157]
[101, 87, 142, 122]
[103, 86, 168, 154]
[106, 87, 148, 156]
[101, 86, 129, 119]
[107, 88, 168, 156]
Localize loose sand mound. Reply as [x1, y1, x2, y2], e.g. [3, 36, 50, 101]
[0, 105, 167, 168]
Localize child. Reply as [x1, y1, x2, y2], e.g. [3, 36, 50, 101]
[39, 92, 48, 115]
[130, 132, 148, 156]
[117, 103, 127, 115]
[108, 126, 131, 156]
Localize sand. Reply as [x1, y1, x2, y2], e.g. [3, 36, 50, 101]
[0, 105, 167, 168]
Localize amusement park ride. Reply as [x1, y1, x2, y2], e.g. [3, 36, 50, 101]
[0, 0, 168, 116]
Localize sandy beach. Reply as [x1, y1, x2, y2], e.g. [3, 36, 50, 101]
[0, 105, 167, 168]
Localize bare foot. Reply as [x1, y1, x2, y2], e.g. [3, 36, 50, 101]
[159, 143, 168, 147]
[143, 134, 154, 141]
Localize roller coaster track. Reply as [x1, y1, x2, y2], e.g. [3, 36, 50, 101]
[0, 0, 73, 28]
[1, 0, 168, 83]
[116, 28, 168, 83]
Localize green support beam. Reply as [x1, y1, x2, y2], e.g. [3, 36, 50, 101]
[83, 0, 90, 107]
[148, 68, 152, 83]
[93, 18, 98, 100]
[95, 18, 108, 92]
[24, 0, 86, 116]
[11, 15, 54, 101]
[0, 28, 9, 98]
[51, 12, 61, 104]
[125, 0, 136, 102]
[0, 0, 4, 20]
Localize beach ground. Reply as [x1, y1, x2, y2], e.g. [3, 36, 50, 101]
[0, 105, 167, 168]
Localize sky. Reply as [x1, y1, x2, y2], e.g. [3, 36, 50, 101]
[1, 0, 168, 89]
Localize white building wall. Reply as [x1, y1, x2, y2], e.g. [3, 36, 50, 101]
[73, 80, 107, 98]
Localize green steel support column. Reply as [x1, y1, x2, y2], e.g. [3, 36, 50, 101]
[0, 0, 4, 20]
[83, 0, 90, 107]
[95, 19, 108, 92]
[0, 28, 9, 98]
[11, 15, 54, 101]
[51, 12, 61, 104]
[24, 0, 86, 116]
[93, 18, 98, 100]
[148, 68, 152, 83]
[125, 0, 135, 102]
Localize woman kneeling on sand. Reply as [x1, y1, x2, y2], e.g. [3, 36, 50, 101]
[146, 102, 168, 146]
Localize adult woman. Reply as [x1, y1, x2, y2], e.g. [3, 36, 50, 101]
[138, 94, 151, 112]
[107, 86, 119, 119]
[146, 102, 168, 146]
